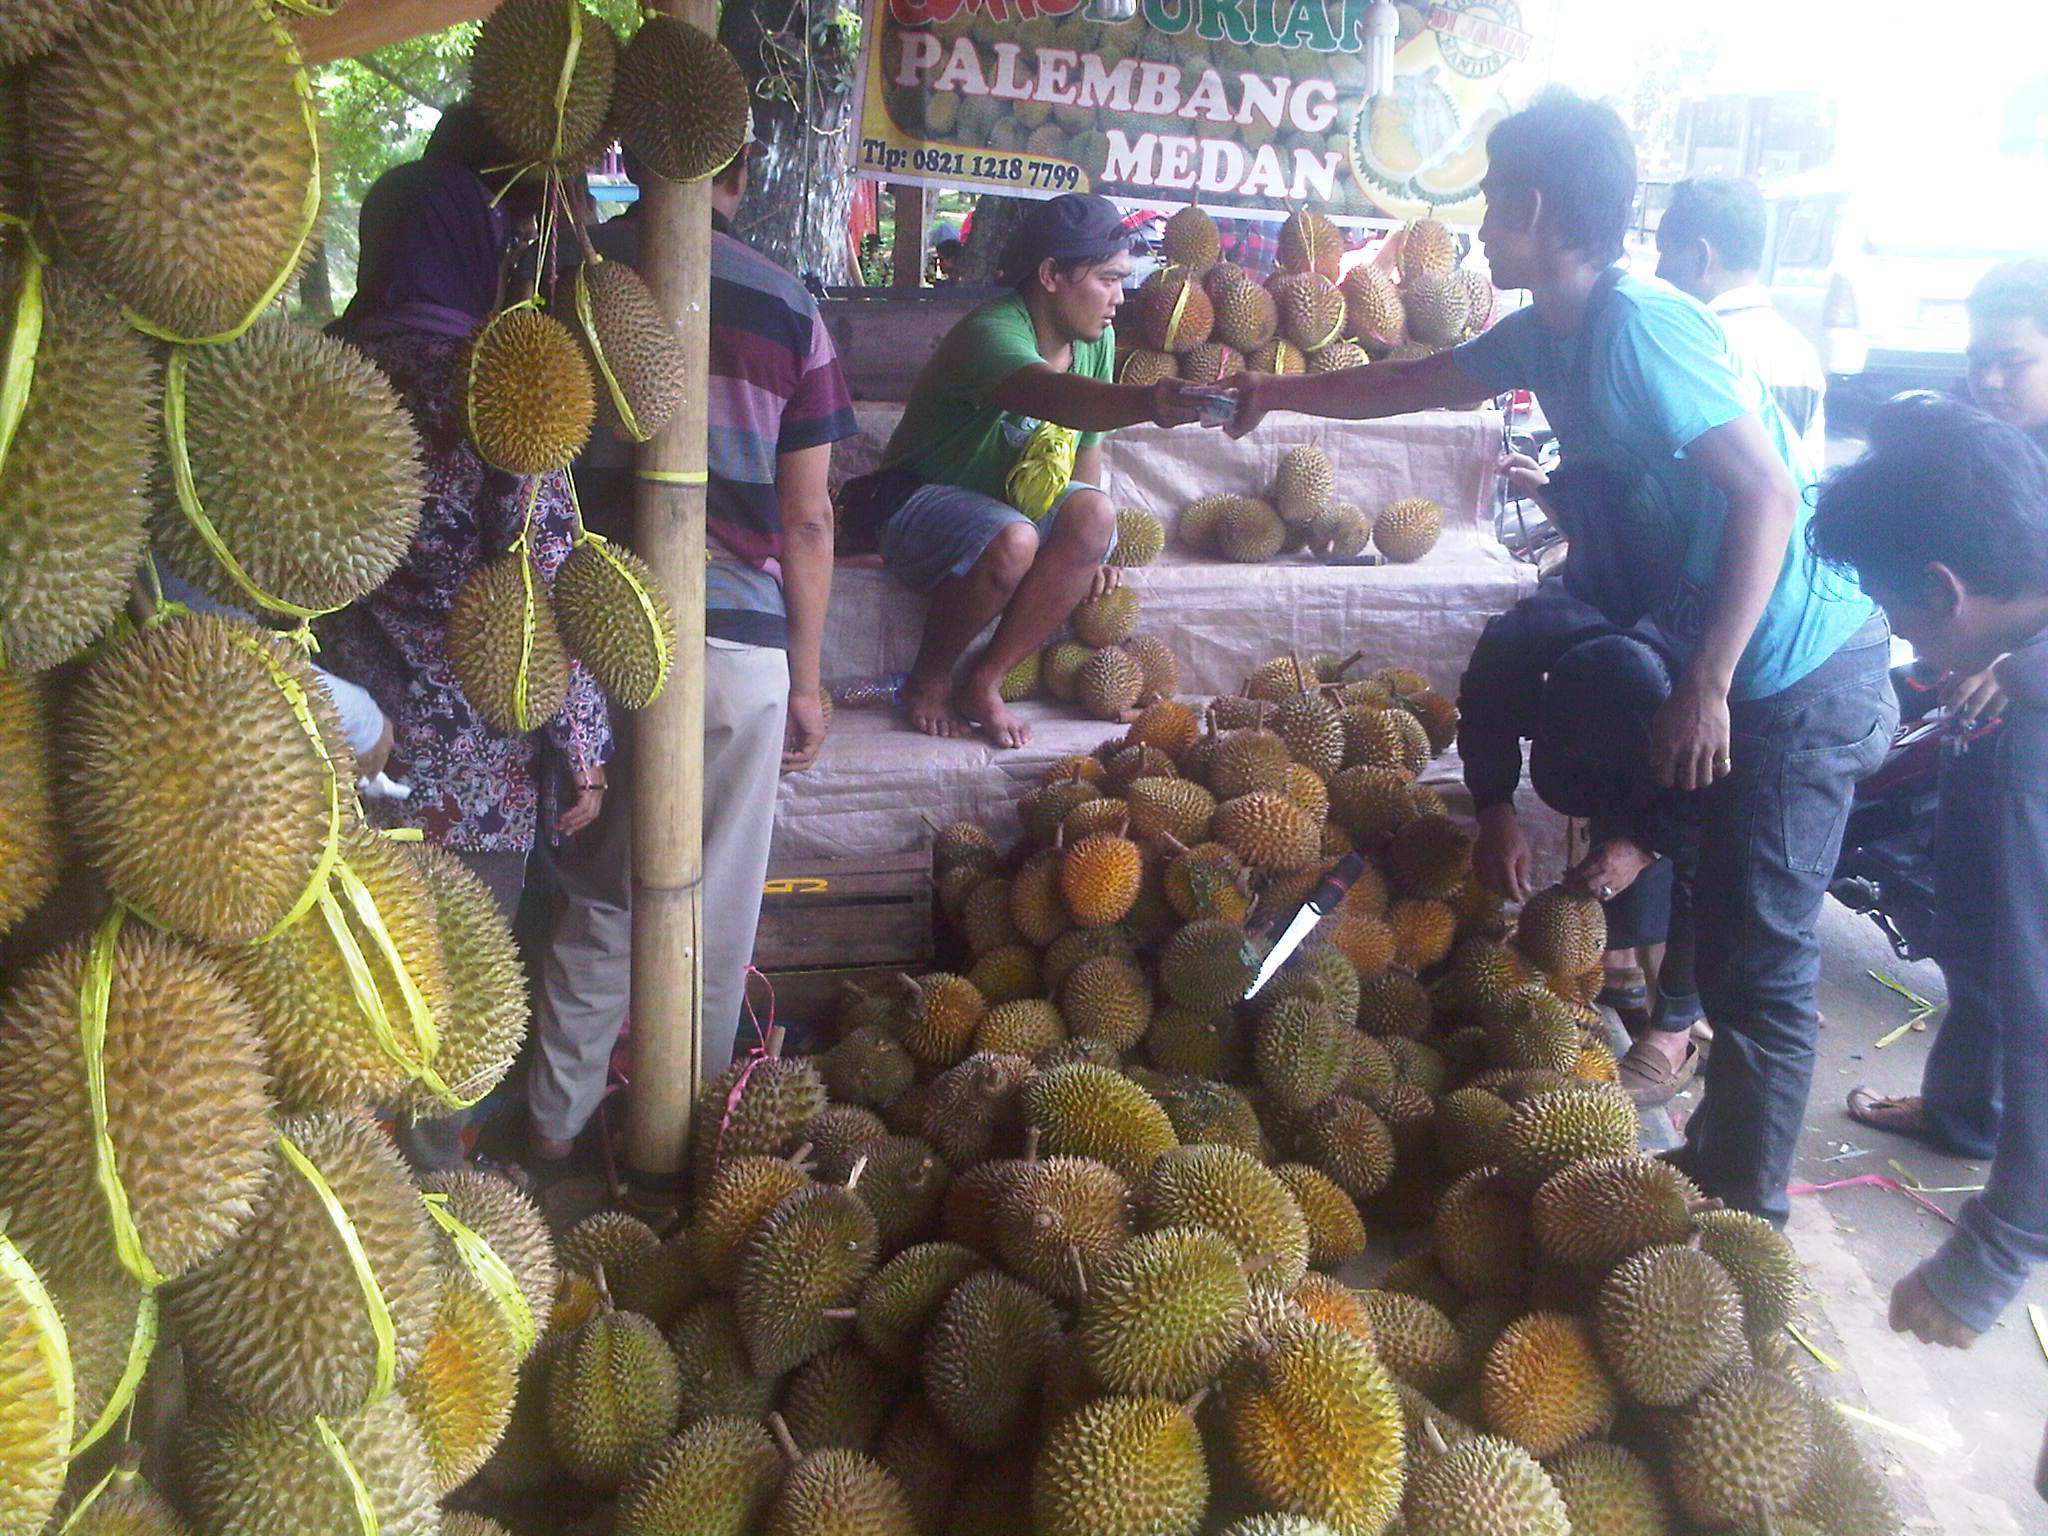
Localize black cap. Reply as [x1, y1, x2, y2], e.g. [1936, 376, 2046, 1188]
[1001, 193, 1130, 283]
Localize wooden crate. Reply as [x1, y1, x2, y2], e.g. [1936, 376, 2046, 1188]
[752, 850, 933, 1029]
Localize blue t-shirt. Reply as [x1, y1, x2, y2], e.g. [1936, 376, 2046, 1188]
[1455, 272, 1872, 701]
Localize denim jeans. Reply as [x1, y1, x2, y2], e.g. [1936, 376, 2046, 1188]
[1921, 732, 2002, 1157]
[1677, 617, 1899, 1222]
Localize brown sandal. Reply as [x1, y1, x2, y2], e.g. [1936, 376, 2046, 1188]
[1618, 1038, 1699, 1108]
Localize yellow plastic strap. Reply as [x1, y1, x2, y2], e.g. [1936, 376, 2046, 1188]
[77, 908, 169, 1289]
[69, 1286, 158, 1459]
[314, 880, 475, 1111]
[279, 1133, 397, 1402]
[314, 1415, 382, 1536]
[163, 349, 338, 623]
[573, 265, 647, 442]
[578, 531, 674, 702]
[332, 858, 441, 1061]
[636, 468, 708, 484]
[515, 544, 541, 732]
[0, 245, 44, 492]
[122, 5, 323, 346]
[1306, 306, 1346, 353]
[220, 626, 343, 942]
[0, 1226, 73, 1458]
[1005, 420, 1079, 521]
[56, 1466, 121, 1535]
[1162, 264, 1191, 349]
[420, 1193, 538, 1355]
[550, 0, 585, 167]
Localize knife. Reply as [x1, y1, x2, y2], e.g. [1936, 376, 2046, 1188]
[1244, 847, 1366, 1000]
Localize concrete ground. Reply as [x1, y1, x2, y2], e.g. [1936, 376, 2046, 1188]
[1659, 898, 2048, 1534]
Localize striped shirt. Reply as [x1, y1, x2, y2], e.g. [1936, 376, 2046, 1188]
[587, 211, 857, 648]
[1711, 284, 1828, 470]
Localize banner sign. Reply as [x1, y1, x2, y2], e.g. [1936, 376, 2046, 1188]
[854, 0, 1553, 223]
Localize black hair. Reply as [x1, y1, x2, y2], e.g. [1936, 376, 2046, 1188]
[1010, 246, 1127, 290]
[934, 238, 962, 259]
[1658, 177, 1767, 272]
[1484, 88, 1637, 265]
[1967, 259, 2048, 332]
[1809, 392, 2048, 599]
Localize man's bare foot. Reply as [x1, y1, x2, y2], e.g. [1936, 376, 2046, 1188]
[954, 673, 1033, 749]
[903, 673, 965, 738]
[1568, 837, 1656, 901]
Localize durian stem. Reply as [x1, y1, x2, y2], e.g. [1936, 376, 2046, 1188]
[765, 1024, 787, 1060]
[1422, 1419, 1449, 1456]
[1067, 1244, 1089, 1300]
[820, 1307, 859, 1321]
[767, 1412, 803, 1465]
[592, 1262, 614, 1312]
[1688, 1198, 1726, 1215]
[788, 1142, 815, 1167]
[845, 1154, 869, 1191]
[1023, 1127, 1043, 1161]
[1334, 650, 1365, 681]
[1183, 1387, 1210, 1416]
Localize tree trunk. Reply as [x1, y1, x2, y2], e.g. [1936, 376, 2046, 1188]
[954, 195, 1033, 287]
[297, 239, 334, 323]
[719, 0, 858, 287]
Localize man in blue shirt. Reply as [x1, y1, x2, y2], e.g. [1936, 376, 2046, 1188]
[1224, 89, 1896, 1224]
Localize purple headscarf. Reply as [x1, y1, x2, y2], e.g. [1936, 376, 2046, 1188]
[332, 158, 510, 342]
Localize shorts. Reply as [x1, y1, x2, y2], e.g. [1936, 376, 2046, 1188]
[877, 479, 1114, 594]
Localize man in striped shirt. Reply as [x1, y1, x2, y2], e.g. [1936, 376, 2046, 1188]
[1657, 177, 1829, 469]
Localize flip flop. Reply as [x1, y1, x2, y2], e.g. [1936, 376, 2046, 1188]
[1618, 1038, 1699, 1108]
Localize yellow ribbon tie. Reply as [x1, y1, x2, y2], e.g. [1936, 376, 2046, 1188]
[77, 907, 169, 1288]
[279, 1133, 397, 1402]
[573, 263, 648, 442]
[420, 1193, 538, 1356]
[69, 1287, 158, 1460]
[314, 1415, 383, 1536]
[577, 530, 674, 702]
[636, 467, 708, 484]
[549, 0, 585, 169]
[0, 1225, 74, 1461]
[56, 1465, 123, 1535]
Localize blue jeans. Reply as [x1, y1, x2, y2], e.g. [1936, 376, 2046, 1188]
[1921, 732, 2002, 1158]
[1677, 617, 1899, 1222]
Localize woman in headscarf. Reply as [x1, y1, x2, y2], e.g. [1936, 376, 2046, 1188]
[319, 156, 611, 1166]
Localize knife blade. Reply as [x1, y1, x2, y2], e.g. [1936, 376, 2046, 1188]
[1245, 848, 1366, 1000]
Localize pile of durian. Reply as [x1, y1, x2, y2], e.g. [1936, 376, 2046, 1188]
[0, 0, 750, 1530]
[422, 653, 1904, 1536]
[1116, 209, 1494, 391]
[1171, 444, 1445, 568]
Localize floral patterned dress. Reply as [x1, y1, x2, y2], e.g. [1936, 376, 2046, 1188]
[318, 328, 610, 853]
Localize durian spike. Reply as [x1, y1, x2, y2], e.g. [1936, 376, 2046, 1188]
[768, 1411, 803, 1465]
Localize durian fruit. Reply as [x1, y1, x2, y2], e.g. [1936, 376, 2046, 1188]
[1059, 954, 1152, 1052]
[1214, 792, 1321, 873]
[65, 612, 345, 944]
[1140, 1142, 1309, 1293]
[554, 535, 679, 709]
[472, 1331, 565, 1492]
[1138, 265, 1214, 352]
[43, 1467, 193, 1536]
[1273, 690, 1347, 779]
[0, 265, 156, 673]
[613, 15, 752, 182]
[1401, 1433, 1570, 1536]
[213, 820, 451, 1114]
[1478, 1311, 1613, 1456]
[1158, 918, 1259, 1010]
[1543, 1440, 1670, 1536]
[1401, 277, 1471, 349]
[998, 651, 1042, 702]
[1274, 273, 1347, 352]
[1792, 1396, 1905, 1536]
[1309, 504, 1373, 560]
[574, 258, 688, 441]
[548, 1288, 685, 1491]
[1126, 634, 1182, 700]
[1214, 277, 1281, 353]
[1023, 1062, 1178, 1179]
[1034, 1395, 1208, 1536]
[668, 1297, 777, 1426]
[1175, 492, 1235, 554]
[1371, 497, 1444, 563]
[1594, 1244, 1746, 1407]
[168, 1111, 442, 1419]
[735, 1179, 879, 1376]
[1078, 645, 1145, 719]
[401, 1272, 520, 1493]
[1210, 726, 1294, 797]
[782, 1342, 900, 1452]
[898, 972, 987, 1071]
[1495, 1088, 1639, 1189]
[976, 998, 1068, 1061]
[1529, 1155, 1700, 1267]
[0, 670, 59, 938]
[1301, 1096, 1397, 1200]
[1515, 888, 1607, 978]
[183, 1392, 438, 1536]
[1385, 814, 1473, 900]
[1309, 342, 1370, 373]
[462, 307, 596, 474]
[560, 1210, 663, 1285]
[1694, 1208, 1805, 1332]
[1255, 990, 1346, 1113]
[1277, 209, 1345, 279]
[447, 547, 573, 733]
[0, 1225, 68, 1535]
[1127, 776, 1213, 844]
[1341, 266, 1406, 352]
[1217, 496, 1288, 563]
[416, 1167, 558, 1355]
[1073, 585, 1140, 647]
[1009, 850, 1071, 946]
[876, 1396, 967, 1535]
[849, 1133, 949, 1252]
[689, 1049, 826, 1193]
[1222, 1317, 1405, 1536]
[1388, 898, 1457, 972]
[1161, 203, 1221, 271]
[42, 1264, 147, 1447]
[1665, 1369, 1815, 1527]
[1112, 507, 1166, 567]
[615, 1415, 784, 1536]
[0, 918, 272, 1284]
[1358, 1287, 1463, 1394]
[28, 0, 320, 341]
[0, 0, 113, 68]
[1248, 337, 1307, 374]
[1120, 347, 1179, 387]
[444, 1518, 511, 1536]
[1274, 1163, 1367, 1268]
[1077, 1224, 1249, 1397]
[763, 1424, 919, 1536]
[1061, 833, 1143, 927]
[923, 1052, 1032, 1166]
[1272, 444, 1336, 523]
[921, 1268, 1059, 1452]
[1399, 218, 1458, 284]
[856, 1241, 986, 1370]
[1178, 341, 1243, 385]
[1162, 843, 1253, 925]
[470, 0, 618, 167]
[394, 842, 530, 1118]
[1430, 1167, 1534, 1297]
[152, 319, 421, 616]
[1328, 766, 1419, 842]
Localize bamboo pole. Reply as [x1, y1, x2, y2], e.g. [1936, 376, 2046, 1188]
[626, 0, 715, 1198]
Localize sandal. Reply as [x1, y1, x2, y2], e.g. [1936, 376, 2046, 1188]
[1845, 1087, 1940, 1144]
[1618, 1038, 1699, 1108]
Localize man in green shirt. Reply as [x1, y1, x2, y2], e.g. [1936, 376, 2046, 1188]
[872, 193, 1202, 747]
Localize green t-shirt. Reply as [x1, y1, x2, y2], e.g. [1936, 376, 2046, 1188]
[883, 291, 1114, 503]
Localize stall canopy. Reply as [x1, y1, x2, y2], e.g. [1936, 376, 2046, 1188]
[291, 0, 498, 63]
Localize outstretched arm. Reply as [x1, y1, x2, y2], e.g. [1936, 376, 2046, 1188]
[1223, 349, 1495, 437]
[989, 364, 1203, 433]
